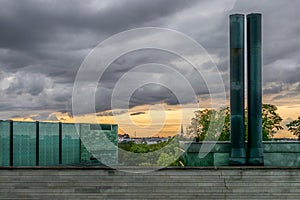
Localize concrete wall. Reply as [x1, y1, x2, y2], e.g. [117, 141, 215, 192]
[0, 167, 299, 199]
[182, 142, 300, 166]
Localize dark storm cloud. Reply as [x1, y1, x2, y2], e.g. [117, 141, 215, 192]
[296, 83, 300, 92]
[263, 83, 284, 95]
[0, 0, 199, 117]
[5, 71, 47, 96]
[263, 60, 300, 84]
[30, 112, 54, 121]
[10, 115, 22, 119]
[96, 110, 128, 117]
[130, 112, 146, 116]
[0, 0, 198, 50]
[0, 0, 300, 119]
[272, 92, 299, 101]
[231, 0, 300, 88]
[0, 0, 198, 77]
[129, 85, 180, 107]
[90, 48, 212, 113]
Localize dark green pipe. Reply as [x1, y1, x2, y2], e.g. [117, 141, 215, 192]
[247, 13, 264, 165]
[229, 14, 246, 165]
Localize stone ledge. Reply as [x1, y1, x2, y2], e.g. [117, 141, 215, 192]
[1, 166, 299, 171]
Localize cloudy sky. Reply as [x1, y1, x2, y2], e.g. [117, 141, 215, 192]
[0, 0, 299, 137]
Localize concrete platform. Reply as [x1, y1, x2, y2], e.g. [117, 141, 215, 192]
[0, 166, 299, 199]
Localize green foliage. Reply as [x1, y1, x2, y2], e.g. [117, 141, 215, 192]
[118, 141, 135, 151]
[219, 107, 231, 141]
[157, 153, 176, 166]
[139, 162, 153, 166]
[197, 109, 214, 141]
[129, 143, 149, 153]
[186, 107, 230, 141]
[262, 104, 283, 140]
[118, 137, 183, 166]
[286, 116, 300, 139]
[187, 104, 283, 141]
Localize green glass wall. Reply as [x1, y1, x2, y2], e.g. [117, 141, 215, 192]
[80, 124, 118, 165]
[0, 121, 10, 166]
[62, 123, 80, 164]
[0, 121, 117, 167]
[39, 122, 60, 166]
[13, 122, 36, 166]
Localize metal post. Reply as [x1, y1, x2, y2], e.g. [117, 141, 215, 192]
[9, 120, 13, 166]
[247, 13, 264, 165]
[59, 122, 62, 165]
[36, 121, 39, 166]
[229, 14, 246, 165]
[79, 123, 82, 162]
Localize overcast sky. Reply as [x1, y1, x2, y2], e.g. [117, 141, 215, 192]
[0, 0, 300, 123]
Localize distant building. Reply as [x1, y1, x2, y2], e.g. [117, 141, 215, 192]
[118, 133, 171, 145]
[143, 137, 170, 145]
[118, 133, 131, 143]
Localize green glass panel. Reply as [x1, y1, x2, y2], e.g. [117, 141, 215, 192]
[13, 122, 36, 166]
[111, 125, 118, 133]
[62, 123, 80, 165]
[90, 124, 111, 131]
[39, 122, 59, 166]
[80, 124, 118, 165]
[0, 121, 10, 166]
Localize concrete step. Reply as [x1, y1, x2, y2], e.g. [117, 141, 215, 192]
[0, 167, 299, 199]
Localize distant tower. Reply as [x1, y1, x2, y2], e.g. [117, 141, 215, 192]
[180, 124, 184, 137]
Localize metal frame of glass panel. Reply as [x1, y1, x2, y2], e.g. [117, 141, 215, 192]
[0, 121, 10, 166]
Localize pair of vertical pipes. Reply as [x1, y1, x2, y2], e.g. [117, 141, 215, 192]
[230, 13, 264, 165]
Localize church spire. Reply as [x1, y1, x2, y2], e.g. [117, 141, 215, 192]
[180, 124, 184, 136]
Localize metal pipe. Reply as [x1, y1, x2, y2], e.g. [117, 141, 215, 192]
[247, 13, 264, 165]
[229, 14, 246, 165]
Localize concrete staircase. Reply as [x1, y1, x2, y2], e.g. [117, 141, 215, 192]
[0, 167, 299, 199]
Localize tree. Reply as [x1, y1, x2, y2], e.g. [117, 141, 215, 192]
[219, 107, 230, 141]
[186, 104, 283, 141]
[156, 153, 176, 166]
[261, 104, 283, 140]
[286, 116, 300, 139]
[118, 138, 183, 166]
[186, 107, 230, 141]
[129, 143, 149, 153]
